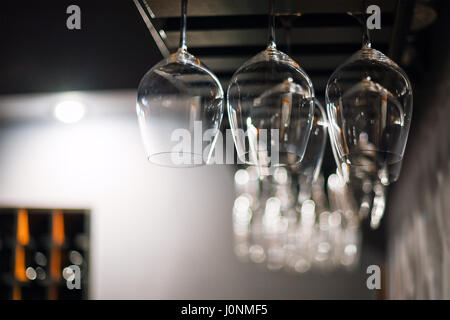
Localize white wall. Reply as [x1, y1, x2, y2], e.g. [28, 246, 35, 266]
[0, 111, 373, 299]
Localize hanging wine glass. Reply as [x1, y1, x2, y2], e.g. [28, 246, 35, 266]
[325, 7, 413, 185]
[227, 0, 315, 171]
[136, 0, 224, 167]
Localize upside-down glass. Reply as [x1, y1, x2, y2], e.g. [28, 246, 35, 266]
[325, 12, 413, 185]
[227, 0, 314, 169]
[136, 0, 223, 167]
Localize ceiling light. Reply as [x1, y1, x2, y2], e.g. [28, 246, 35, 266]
[54, 100, 85, 124]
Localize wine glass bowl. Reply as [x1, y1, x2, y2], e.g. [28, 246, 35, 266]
[326, 46, 413, 184]
[137, 49, 223, 167]
[136, 0, 224, 167]
[227, 46, 315, 169]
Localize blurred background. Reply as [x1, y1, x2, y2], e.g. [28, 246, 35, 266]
[0, 0, 448, 299]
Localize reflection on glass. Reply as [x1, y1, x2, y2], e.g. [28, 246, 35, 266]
[232, 167, 362, 273]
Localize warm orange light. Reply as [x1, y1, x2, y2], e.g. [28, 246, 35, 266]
[14, 245, 27, 282]
[281, 97, 291, 105]
[16, 209, 29, 246]
[52, 210, 65, 246]
[48, 286, 58, 300]
[50, 210, 64, 285]
[12, 285, 21, 300]
[50, 247, 62, 281]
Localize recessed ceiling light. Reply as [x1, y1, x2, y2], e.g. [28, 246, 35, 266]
[54, 100, 85, 124]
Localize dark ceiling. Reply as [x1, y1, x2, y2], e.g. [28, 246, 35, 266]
[143, 0, 400, 95]
[0, 0, 161, 95]
[0, 0, 440, 96]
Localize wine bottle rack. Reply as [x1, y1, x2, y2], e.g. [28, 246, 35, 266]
[0, 208, 90, 300]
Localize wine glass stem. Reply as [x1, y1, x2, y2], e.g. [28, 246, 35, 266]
[267, 0, 276, 49]
[282, 17, 292, 55]
[362, 20, 371, 47]
[362, 0, 372, 48]
[179, 0, 188, 52]
[348, 0, 372, 49]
